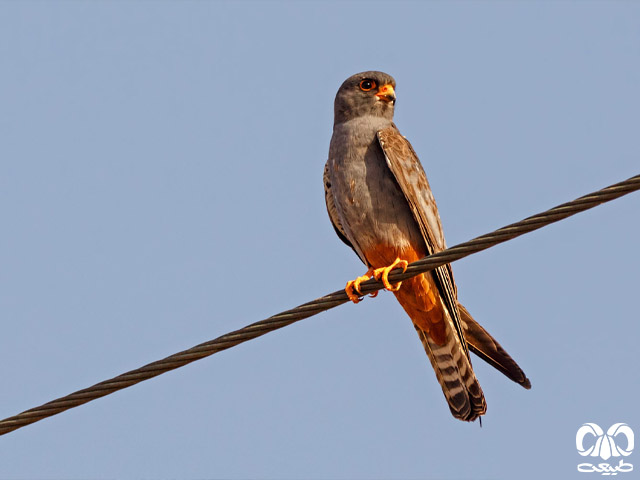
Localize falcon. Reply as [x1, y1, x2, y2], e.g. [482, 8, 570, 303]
[324, 71, 530, 421]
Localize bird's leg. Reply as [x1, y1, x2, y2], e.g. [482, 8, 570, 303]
[373, 257, 409, 292]
[345, 268, 378, 304]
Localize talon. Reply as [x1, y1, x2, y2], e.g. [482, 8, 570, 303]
[345, 280, 363, 303]
[373, 257, 409, 292]
[345, 268, 376, 303]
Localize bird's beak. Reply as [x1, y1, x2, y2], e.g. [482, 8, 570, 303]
[376, 84, 396, 103]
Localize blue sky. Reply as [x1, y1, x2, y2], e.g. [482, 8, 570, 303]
[1, 2, 639, 479]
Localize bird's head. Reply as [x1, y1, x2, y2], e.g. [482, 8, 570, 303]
[334, 71, 396, 125]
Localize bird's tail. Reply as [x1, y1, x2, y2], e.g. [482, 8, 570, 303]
[394, 274, 486, 422]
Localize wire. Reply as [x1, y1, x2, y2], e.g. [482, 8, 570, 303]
[1, 174, 638, 436]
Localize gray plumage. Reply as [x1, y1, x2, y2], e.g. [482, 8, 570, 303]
[324, 71, 530, 422]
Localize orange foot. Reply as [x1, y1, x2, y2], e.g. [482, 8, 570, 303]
[345, 268, 378, 304]
[373, 257, 409, 292]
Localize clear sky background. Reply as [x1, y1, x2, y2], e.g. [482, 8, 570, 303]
[1, 2, 639, 479]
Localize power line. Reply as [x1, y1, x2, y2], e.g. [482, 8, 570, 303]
[1, 174, 638, 436]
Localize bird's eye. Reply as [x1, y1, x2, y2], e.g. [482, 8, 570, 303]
[359, 79, 376, 91]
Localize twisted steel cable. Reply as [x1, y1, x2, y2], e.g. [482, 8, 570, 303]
[1, 174, 638, 436]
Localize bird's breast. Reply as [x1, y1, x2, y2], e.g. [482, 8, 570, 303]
[328, 122, 424, 266]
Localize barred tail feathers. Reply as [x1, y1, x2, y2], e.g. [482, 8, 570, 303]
[394, 274, 486, 422]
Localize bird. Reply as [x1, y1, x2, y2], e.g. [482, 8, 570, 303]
[324, 71, 530, 422]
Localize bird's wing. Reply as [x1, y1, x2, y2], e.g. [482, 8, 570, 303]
[323, 160, 362, 260]
[377, 126, 467, 355]
[458, 302, 531, 389]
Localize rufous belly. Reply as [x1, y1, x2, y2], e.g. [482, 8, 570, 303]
[362, 243, 447, 345]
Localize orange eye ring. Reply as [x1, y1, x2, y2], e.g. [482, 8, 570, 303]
[359, 79, 377, 91]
